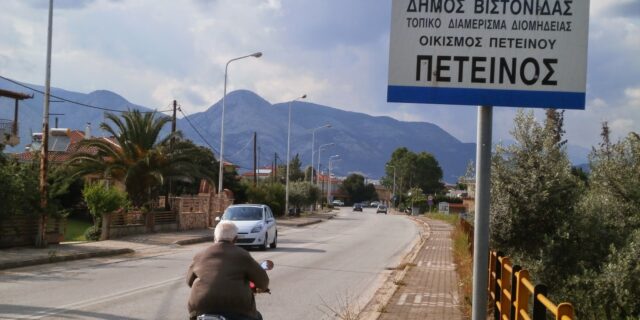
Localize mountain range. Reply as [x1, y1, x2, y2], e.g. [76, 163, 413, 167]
[0, 78, 589, 182]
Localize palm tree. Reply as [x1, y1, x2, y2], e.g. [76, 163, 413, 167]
[67, 110, 216, 208]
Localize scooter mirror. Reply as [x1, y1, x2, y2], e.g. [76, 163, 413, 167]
[215, 216, 221, 222]
[260, 260, 274, 271]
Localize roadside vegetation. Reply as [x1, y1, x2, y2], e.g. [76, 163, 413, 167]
[64, 219, 92, 241]
[490, 110, 640, 319]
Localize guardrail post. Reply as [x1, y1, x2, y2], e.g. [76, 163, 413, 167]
[533, 284, 548, 320]
[556, 303, 574, 320]
[489, 251, 496, 297]
[499, 257, 511, 319]
[509, 265, 522, 320]
[514, 270, 530, 320]
[494, 252, 504, 320]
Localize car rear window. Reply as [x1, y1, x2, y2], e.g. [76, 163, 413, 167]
[223, 207, 263, 221]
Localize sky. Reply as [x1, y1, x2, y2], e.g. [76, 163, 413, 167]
[0, 0, 638, 150]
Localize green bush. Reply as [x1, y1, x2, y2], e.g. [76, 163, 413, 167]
[245, 182, 286, 216]
[83, 225, 101, 241]
[83, 182, 128, 231]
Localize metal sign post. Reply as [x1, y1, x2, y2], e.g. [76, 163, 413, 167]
[472, 105, 492, 319]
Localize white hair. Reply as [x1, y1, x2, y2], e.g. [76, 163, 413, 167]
[214, 221, 238, 242]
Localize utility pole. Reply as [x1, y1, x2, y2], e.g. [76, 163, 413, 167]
[253, 132, 257, 186]
[171, 100, 177, 147]
[37, 0, 54, 248]
[166, 100, 177, 210]
[273, 152, 278, 183]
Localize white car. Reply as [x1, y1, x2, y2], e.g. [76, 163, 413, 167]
[219, 204, 277, 250]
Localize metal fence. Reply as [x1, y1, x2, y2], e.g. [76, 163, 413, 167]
[489, 251, 574, 320]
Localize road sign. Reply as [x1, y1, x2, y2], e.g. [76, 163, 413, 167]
[439, 202, 450, 214]
[388, 0, 591, 109]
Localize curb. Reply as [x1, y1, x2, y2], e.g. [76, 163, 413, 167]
[359, 216, 432, 320]
[0, 248, 134, 271]
[173, 236, 214, 246]
[283, 219, 323, 227]
[277, 214, 335, 228]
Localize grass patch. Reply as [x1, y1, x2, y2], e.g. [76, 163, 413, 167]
[425, 212, 459, 224]
[452, 222, 473, 318]
[64, 219, 92, 241]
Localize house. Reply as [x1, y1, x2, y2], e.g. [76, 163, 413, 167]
[13, 124, 124, 190]
[15, 124, 117, 165]
[316, 172, 346, 202]
[0, 88, 32, 147]
[240, 165, 276, 182]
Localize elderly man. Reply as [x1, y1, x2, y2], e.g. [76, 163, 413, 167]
[186, 221, 270, 320]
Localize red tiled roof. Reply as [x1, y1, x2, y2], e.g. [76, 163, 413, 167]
[14, 130, 119, 163]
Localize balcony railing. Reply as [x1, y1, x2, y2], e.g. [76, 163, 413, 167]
[0, 119, 19, 146]
[0, 119, 14, 132]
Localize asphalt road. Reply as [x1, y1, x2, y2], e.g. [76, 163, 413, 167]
[0, 207, 418, 320]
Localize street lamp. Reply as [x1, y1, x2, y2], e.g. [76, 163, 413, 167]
[310, 124, 331, 183]
[218, 52, 262, 201]
[316, 142, 334, 186]
[327, 155, 340, 204]
[285, 94, 307, 216]
[387, 165, 397, 208]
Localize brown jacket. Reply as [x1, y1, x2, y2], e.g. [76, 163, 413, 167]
[186, 242, 269, 318]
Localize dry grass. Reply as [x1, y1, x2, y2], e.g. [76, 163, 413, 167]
[317, 291, 363, 320]
[452, 222, 473, 318]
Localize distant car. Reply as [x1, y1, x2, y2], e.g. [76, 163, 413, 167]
[376, 204, 388, 214]
[218, 204, 277, 250]
[370, 201, 380, 208]
[332, 200, 344, 207]
[353, 203, 363, 212]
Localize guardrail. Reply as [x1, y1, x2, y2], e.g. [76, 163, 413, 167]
[489, 251, 574, 320]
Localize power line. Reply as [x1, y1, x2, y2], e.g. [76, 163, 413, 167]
[177, 106, 219, 154]
[177, 105, 250, 170]
[0, 75, 172, 113]
[228, 133, 254, 159]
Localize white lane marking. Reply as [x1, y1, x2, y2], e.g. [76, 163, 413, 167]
[18, 276, 183, 319]
[395, 293, 461, 308]
[398, 293, 408, 305]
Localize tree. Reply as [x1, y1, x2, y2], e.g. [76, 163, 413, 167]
[414, 152, 444, 194]
[289, 181, 321, 209]
[383, 147, 444, 199]
[569, 131, 640, 319]
[67, 111, 216, 209]
[340, 173, 377, 204]
[489, 110, 582, 284]
[245, 182, 286, 216]
[288, 154, 305, 182]
[82, 181, 128, 240]
[0, 156, 77, 219]
[0, 159, 40, 217]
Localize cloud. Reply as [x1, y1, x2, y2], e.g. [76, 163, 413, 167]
[0, 0, 638, 152]
[25, 0, 122, 10]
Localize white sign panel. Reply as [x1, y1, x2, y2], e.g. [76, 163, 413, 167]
[439, 202, 450, 214]
[388, 0, 590, 109]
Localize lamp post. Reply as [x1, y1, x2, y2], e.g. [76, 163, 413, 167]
[316, 142, 334, 186]
[310, 124, 331, 183]
[218, 52, 262, 201]
[327, 155, 340, 204]
[285, 94, 307, 216]
[387, 165, 396, 208]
